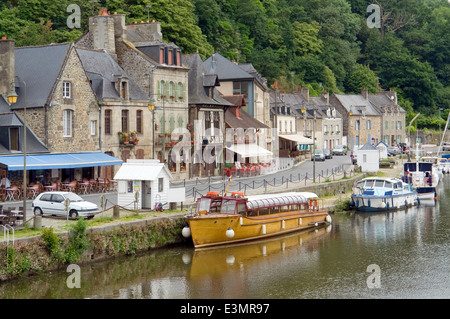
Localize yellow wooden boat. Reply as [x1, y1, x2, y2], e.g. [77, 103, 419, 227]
[183, 191, 332, 249]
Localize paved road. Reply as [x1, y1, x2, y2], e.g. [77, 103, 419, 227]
[172, 154, 354, 199]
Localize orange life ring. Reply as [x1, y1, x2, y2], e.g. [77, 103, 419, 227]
[231, 191, 244, 197]
[310, 198, 318, 209]
[207, 191, 219, 196]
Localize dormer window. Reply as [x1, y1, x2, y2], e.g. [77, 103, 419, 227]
[10, 127, 19, 151]
[120, 81, 128, 99]
[115, 77, 129, 100]
[160, 48, 164, 64]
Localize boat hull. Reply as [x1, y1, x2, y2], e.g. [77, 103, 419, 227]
[351, 193, 417, 212]
[186, 210, 330, 249]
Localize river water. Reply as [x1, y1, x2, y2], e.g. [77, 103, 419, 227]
[1, 179, 449, 299]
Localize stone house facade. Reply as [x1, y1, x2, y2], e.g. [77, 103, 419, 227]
[12, 43, 100, 154]
[330, 92, 381, 151]
[76, 11, 190, 180]
[369, 91, 406, 146]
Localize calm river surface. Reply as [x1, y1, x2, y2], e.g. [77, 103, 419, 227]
[1, 179, 449, 299]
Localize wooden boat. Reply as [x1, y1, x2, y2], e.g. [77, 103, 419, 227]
[183, 191, 331, 249]
[351, 177, 418, 212]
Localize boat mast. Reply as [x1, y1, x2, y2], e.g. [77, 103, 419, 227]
[438, 111, 450, 157]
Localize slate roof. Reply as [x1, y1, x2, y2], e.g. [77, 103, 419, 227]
[0, 112, 49, 155]
[359, 142, 377, 150]
[203, 52, 253, 81]
[368, 93, 405, 113]
[76, 48, 150, 101]
[12, 43, 71, 109]
[222, 94, 269, 129]
[333, 94, 380, 116]
[183, 53, 233, 107]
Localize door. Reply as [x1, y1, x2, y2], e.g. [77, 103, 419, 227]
[142, 181, 152, 209]
[44, 194, 66, 216]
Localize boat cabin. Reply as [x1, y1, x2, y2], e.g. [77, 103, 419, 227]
[195, 192, 314, 217]
[355, 178, 411, 196]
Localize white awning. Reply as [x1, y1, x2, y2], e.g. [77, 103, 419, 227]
[279, 134, 314, 145]
[226, 143, 273, 158]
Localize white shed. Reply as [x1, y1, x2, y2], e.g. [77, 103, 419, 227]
[113, 159, 185, 210]
[376, 141, 389, 159]
[355, 143, 379, 173]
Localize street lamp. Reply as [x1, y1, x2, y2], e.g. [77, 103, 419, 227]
[8, 79, 27, 225]
[301, 107, 316, 183]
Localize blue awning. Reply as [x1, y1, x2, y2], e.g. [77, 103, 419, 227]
[0, 152, 122, 171]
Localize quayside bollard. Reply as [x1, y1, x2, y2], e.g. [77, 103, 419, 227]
[113, 205, 120, 219]
[34, 215, 42, 229]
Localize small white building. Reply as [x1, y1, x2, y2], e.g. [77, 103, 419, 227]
[356, 143, 379, 173]
[113, 159, 185, 210]
[376, 141, 389, 159]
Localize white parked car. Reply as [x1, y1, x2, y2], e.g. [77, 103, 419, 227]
[32, 191, 99, 219]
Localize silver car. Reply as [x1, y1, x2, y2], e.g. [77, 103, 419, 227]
[312, 149, 326, 161]
[32, 191, 99, 219]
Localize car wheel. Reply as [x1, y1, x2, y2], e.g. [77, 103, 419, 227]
[34, 207, 43, 216]
[69, 210, 78, 219]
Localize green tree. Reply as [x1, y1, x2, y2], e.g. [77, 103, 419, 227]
[345, 63, 379, 94]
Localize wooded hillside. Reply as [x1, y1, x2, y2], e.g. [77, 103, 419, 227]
[1, 0, 449, 129]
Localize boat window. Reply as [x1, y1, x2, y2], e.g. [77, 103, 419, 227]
[196, 198, 211, 213]
[385, 182, 393, 188]
[221, 199, 237, 214]
[210, 198, 222, 213]
[237, 203, 247, 215]
[375, 180, 384, 187]
[356, 181, 365, 188]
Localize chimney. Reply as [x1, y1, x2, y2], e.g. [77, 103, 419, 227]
[89, 8, 127, 61]
[128, 20, 162, 41]
[321, 89, 329, 105]
[112, 12, 127, 43]
[361, 87, 368, 99]
[386, 90, 397, 104]
[0, 37, 15, 97]
[301, 87, 309, 102]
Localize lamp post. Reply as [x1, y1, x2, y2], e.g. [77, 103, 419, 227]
[301, 107, 316, 183]
[8, 80, 27, 224]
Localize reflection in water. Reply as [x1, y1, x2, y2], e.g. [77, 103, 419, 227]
[1, 179, 450, 299]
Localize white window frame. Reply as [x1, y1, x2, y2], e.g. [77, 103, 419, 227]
[90, 120, 97, 136]
[63, 81, 71, 99]
[63, 109, 73, 137]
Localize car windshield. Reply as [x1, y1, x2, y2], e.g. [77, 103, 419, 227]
[315, 149, 323, 154]
[335, 145, 343, 149]
[65, 193, 84, 202]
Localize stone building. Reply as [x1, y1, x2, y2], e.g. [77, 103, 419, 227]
[183, 53, 232, 178]
[76, 48, 151, 179]
[76, 10, 190, 180]
[369, 91, 406, 146]
[0, 38, 121, 183]
[330, 89, 382, 151]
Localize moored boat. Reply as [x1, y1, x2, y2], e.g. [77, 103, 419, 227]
[403, 161, 439, 201]
[183, 191, 331, 249]
[351, 177, 418, 212]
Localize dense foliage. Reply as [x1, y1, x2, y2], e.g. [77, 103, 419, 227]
[0, 0, 449, 129]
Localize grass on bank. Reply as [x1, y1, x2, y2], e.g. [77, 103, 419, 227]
[3, 207, 190, 240]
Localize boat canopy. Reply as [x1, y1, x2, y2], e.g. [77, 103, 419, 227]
[246, 194, 308, 210]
